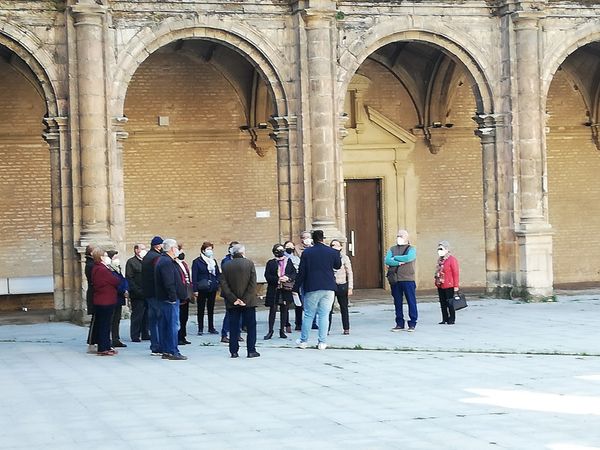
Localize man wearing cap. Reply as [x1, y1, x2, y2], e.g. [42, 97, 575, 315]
[384, 229, 418, 331]
[142, 236, 164, 355]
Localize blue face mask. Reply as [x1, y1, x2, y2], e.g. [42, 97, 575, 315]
[204, 249, 214, 258]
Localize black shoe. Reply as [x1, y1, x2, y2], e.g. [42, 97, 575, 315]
[285, 325, 292, 334]
[197, 330, 203, 336]
[221, 336, 230, 343]
[279, 330, 287, 339]
[447, 322, 455, 325]
[247, 352, 261, 358]
[294, 326, 301, 331]
[164, 353, 187, 360]
[264, 331, 273, 340]
[131, 338, 141, 343]
[113, 341, 127, 348]
[231, 352, 239, 358]
[178, 340, 187, 345]
[311, 324, 319, 330]
[141, 336, 151, 341]
[438, 321, 447, 325]
[238, 336, 244, 342]
[208, 329, 219, 335]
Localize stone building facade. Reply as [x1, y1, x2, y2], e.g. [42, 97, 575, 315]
[1, 0, 599, 320]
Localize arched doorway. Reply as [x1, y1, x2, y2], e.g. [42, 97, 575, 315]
[0, 44, 53, 312]
[122, 39, 281, 264]
[341, 39, 491, 290]
[546, 41, 600, 286]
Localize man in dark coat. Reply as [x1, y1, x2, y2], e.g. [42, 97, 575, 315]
[293, 230, 342, 350]
[126, 243, 149, 342]
[220, 244, 260, 359]
[142, 235, 163, 355]
[155, 238, 188, 360]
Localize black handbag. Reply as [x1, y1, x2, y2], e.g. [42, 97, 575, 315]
[449, 292, 468, 311]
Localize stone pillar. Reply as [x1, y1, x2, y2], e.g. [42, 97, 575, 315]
[110, 116, 129, 254]
[475, 114, 501, 296]
[71, 0, 111, 245]
[302, 1, 343, 238]
[511, 7, 554, 298]
[270, 116, 293, 242]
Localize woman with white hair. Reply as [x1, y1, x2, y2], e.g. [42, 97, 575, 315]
[434, 240, 460, 325]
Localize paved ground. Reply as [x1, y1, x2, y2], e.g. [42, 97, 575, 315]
[1, 294, 599, 449]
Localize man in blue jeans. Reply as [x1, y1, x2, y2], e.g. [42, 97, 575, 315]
[384, 229, 418, 331]
[155, 238, 188, 360]
[293, 230, 342, 350]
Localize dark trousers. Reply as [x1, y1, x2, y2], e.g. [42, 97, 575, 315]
[111, 305, 122, 345]
[87, 313, 98, 345]
[438, 287, 456, 324]
[197, 290, 217, 332]
[268, 303, 289, 332]
[329, 284, 350, 331]
[130, 298, 149, 340]
[95, 305, 115, 352]
[391, 281, 418, 328]
[228, 307, 256, 355]
[178, 301, 189, 341]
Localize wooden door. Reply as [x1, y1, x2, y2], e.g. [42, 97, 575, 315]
[345, 179, 383, 288]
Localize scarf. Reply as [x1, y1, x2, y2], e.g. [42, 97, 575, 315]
[201, 254, 216, 276]
[434, 254, 449, 287]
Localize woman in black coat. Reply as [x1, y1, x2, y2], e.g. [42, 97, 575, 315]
[264, 243, 296, 340]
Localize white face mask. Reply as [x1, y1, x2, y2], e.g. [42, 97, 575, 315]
[438, 249, 448, 257]
[111, 258, 121, 268]
[303, 238, 313, 247]
[173, 248, 180, 258]
[139, 250, 147, 259]
[397, 237, 406, 246]
[101, 256, 111, 266]
[204, 249, 214, 258]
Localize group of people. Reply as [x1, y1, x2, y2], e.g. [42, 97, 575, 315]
[84, 229, 355, 359]
[84, 227, 460, 359]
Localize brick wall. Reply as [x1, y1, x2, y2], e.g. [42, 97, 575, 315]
[123, 51, 280, 266]
[356, 61, 486, 288]
[547, 70, 600, 284]
[0, 59, 51, 278]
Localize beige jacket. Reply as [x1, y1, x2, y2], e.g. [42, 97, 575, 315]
[334, 253, 354, 289]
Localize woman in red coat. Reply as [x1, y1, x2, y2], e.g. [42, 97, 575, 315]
[434, 240, 460, 325]
[91, 247, 121, 355]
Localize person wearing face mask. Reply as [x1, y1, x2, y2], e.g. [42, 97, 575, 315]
[329, 239, 354, 335]
[142, 236, 164, 356]
[91, 247, 121, 356]
[107, 250, 129, 348]
[175, 244, 193, 345]
[384, 229, 418, 332]
[283, 240, 301, 333]
[220, 241, 243, 343]
[126, 243, 150, 343]
[298, 231, 313, 255]
[434, 240, 460, 325]
[264, 244, 297, 340]
[155, 238, 188, 360]
[192, 241, 221, 335]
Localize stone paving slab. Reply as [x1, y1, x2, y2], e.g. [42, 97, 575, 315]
[0, 295, 599, 449]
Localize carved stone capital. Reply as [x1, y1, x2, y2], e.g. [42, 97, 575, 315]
[71, 1, 106, 26]
[43, 117, 68, 145]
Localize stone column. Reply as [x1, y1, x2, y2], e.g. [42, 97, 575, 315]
[511, 7, 553, 298]
[475, 114, 501, 295]
[303, 1, 343, 238]
[71, 0, 111, 245]
[270, 116, 292, 242]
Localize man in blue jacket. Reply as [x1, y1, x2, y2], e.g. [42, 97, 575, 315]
[155, 238, 188, 360]
[293, 230, 342, 350]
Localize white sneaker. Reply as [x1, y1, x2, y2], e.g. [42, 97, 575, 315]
[296, 339, 308, 349]
[86, 344, 97, 354]
[317, 342, 327, 350]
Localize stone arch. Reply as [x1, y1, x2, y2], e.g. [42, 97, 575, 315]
[338, 26, 495, 115]
[113, 18, 289, 118]
[542, 24, 600, 103]
[0, 26, 60, 117]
